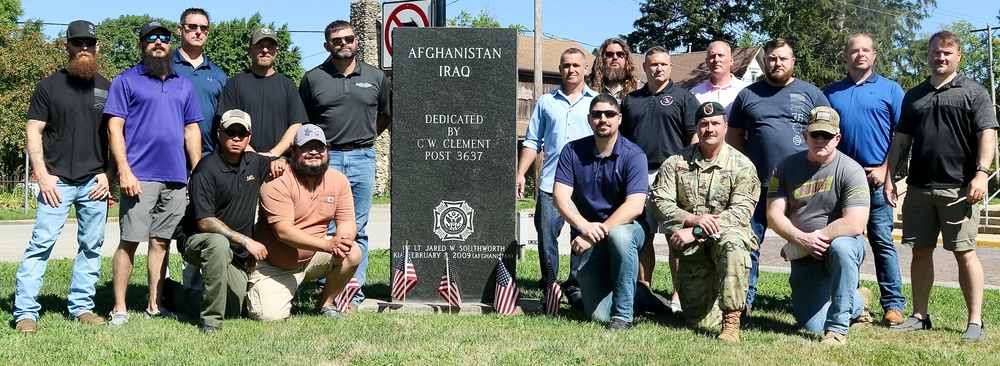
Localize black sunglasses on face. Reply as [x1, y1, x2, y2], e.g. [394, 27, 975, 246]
[604, 51, 626, 59]
[182, 23, 210, 32]
[145, 34, 171, 43]
[69, 38, 97, 47]
[329, 35, 356, 44]
[590, 110, 620, 118]
[224, 129, 250, 138]
[808, 131, 836, 140]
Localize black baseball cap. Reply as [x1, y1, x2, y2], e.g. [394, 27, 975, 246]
[695, 101, 726, 121]
[139, 21, 170, 39]
[67, 20, 97, 39]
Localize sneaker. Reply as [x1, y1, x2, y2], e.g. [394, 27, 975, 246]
[319, 306, 344, 320]
[820, 330, 847, 346]
[565, 286, 584, 311]
[76, 312, 106, 325]
[636, 281, 672, 315]
[606, 317, 633, 331]
[962, 323, 985, 341]
[199, 324, 219, 334]
[851, 287, 873, 327]
[890, 315, 932, 331]
[884, 309, 904, 325]
[15, 318, 36, 333]
[669, 299, 683, 314]
[145, 308, 181, 320]
[108, 310, 130, 326]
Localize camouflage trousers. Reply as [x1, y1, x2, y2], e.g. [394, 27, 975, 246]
[676, 229, 755, 328]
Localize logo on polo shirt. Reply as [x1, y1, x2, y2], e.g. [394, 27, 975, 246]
[660, 96, 673, 106]
[355, 82, 373, 88]
[246, 175, 255, 182]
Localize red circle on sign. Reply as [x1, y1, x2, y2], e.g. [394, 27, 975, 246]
[384, 3, 430, 56]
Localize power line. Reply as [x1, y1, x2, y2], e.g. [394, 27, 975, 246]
[16, 21, 323, 33]
[933, 7, 996, 23]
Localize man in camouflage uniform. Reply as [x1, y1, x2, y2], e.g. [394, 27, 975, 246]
[651, 101, 759, 342]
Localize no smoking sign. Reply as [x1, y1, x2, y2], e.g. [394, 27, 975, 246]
[382, 0, 432, 69]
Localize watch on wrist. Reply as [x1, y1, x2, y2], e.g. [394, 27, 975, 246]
[976, 165, 990, 175]
[241, 236, 250, 246]
[692, 227, 704, 238]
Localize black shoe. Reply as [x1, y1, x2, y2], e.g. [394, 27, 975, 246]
[606, 317, 633, 331]
[635, 281, 671, 315]
[565, 286, 584, 311]
[199, 324, 219, 333]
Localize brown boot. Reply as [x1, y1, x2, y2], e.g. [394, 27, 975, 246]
[718, 310, 741, 343]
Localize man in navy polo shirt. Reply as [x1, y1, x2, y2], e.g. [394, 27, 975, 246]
[553, 93, 652, 330]
[105, 21, 202, 325]
[824, 33, 906, 325]
[173, 8, 227, 156]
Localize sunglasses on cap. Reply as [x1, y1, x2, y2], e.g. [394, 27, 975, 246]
[604, 51, 626, 59]
[223, 128, 250, 138]
[69, 38, 97, 47]
[589, 110, 620, 118]
[808, 131, 836, 140]
[144, 34, 171, 43]
[181, 23, 209, 32]
[329, 35, 356, 45]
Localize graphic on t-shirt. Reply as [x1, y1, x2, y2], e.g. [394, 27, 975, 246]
[793, 176, 833, 199]
[93, 88, 108, 109]
[434, 200, 475, 241]
[789, 93, 810, 146]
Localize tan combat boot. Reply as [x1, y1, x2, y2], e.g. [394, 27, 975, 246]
[718, 310, 742, 343]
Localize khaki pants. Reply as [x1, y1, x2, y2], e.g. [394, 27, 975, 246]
[246, 252, 333, 322]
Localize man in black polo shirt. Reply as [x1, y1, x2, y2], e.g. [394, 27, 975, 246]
[298, 20, 392, 311]
[884, 31, 997, 341]
[163, 109, 285, 333]
[215, 27, 307, 157]
[14, 20, 112, 333]
[620, 45, 699, 312]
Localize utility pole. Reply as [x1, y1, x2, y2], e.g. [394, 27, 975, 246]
[534, 0, 542, 100]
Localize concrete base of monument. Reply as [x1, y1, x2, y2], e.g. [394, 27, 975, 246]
[356, 298, 544, 315]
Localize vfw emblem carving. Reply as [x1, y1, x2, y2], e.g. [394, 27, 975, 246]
[433, 200, 474, 241]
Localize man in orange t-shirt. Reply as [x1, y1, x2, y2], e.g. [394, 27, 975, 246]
[247, 124, 360, 321]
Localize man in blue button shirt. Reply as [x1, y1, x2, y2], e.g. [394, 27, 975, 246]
[173, 8, 227, 156]
[823, 33, 906, 325]
[516, 48, 596, 306]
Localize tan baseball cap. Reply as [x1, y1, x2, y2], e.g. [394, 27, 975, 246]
[807, 106, 840, 134]
[220, 109, 252, 131]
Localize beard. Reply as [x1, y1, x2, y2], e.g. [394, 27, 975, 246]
[254, 55, 274, 69]
[599, 64, 628, 84]
[66, 51, 98, 80]
[766, 67, 793, 85]
[143, 51, 173, 79]
[332, 48, 355, 60]
[291, 157, 329, 177]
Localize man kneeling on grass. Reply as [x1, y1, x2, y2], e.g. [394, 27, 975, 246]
[552, 94, 668, 330]
[246, 124, 360, 321]
[766, 107, 874, 346]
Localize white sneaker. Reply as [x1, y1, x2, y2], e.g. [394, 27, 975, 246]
[108, 310, 130, 326]
[670, 299, 683, 313]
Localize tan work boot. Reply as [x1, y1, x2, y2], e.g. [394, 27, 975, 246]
[820, 330, 847, 346]
[851, 287, 873, 327]
[76, 312, 106, 325]
[717, 310, 741, 343]
[15, 318, 36, 333]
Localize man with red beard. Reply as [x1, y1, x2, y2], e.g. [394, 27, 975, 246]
[14, 20, 112, 333]
[727, 38, 830, 313]
[587, 38, 644, 103]
[105, 21, 202, 325]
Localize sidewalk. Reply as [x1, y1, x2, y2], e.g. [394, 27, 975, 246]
[1, 204, 997, 289]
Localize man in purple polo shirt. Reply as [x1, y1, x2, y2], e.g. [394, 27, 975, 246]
[104, 21, 202, 325]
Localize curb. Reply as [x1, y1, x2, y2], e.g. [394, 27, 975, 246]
[891, 229, 1000, 249]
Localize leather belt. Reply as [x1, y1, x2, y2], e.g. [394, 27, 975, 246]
[329, 143, 374, 151]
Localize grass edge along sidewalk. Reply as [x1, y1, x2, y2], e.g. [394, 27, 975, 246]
[1, 250, 997, 365]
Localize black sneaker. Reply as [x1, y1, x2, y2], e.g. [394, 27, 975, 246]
[962, 323, 985, 341]
[890, 315, 932, 331]
[565, 286, 584, 311]
[200, 324, 219, 333]
[606, 317, 633, 331]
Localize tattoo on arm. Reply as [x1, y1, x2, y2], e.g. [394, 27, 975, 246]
[198, 217, 239, 242]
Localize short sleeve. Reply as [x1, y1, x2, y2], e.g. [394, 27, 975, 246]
[260, 175, 295, 224]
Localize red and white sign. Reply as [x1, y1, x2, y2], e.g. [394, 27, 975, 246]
[382, 0, 432, 69]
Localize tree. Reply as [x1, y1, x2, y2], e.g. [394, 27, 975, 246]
[625, 0, 753, 53]
[0, 0, 21, 28]
[448, 10, 527, 33]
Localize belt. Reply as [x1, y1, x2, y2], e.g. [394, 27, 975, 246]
[329, 143, 374, 151]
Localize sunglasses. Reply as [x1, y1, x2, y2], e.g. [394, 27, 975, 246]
[590, 110, 620, 118]
[144, 34, 171, 43]
[223, 128, 250, 138]
[329, 35, 356, 44]
[604, 51, 626, 59]
[69, 38, 97, 47]
[808, 131, 836, 140]
[181, 23, 210, 32]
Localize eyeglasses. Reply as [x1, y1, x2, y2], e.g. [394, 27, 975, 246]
[329, 35, 356, 45]
[590, 110, 620, 118]
[604, 51, 626, 59]
[144, 34, 171, 43]
[223, 128, 250, 138]
[808, 131, 836, 140]
[69, 38, 97, 47]
[181, 23, 209, 32]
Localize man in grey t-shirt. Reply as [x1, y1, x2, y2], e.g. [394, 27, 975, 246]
[766, 107, 873, 346]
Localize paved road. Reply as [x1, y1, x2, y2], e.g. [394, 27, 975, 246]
[2, 204, 997, 289]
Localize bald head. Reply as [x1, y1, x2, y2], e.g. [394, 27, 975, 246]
[706, 41, 734, 79]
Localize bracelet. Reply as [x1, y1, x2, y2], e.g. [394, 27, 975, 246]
[241, 236, 250, 246]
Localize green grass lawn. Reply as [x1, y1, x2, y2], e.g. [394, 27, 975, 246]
[1, 250, 997, 364]
[0, 206, 120, 221]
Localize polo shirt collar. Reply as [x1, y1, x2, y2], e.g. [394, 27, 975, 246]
[324, 56, 363, 77]
[211, 150, 249, 173]
[842, 71, 880, 86]
[555, 84, 598, 98]
[593, 134, 625, 158]
[137, 61, 178, 79]
[649, 80, 675, 95]
[173, 49, 216, 70]
[921, 73, 968, 91]
[707, 75, 739, 89]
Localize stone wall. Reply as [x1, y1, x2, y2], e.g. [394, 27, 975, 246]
[351, 0, 391, 196]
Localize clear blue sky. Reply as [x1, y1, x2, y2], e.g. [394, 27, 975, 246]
[18, 0, 995, 68]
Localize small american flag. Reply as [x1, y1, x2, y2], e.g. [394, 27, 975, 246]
[545, 267, 562, 316]
[493, 259, 520, 316]
[334, 276, 361, 312]
[391, 245, 418, 301]
[438, 257, 463, 308]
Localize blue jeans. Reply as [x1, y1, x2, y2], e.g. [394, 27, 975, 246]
[577, 220, 646, 323]
[788, 236, 866, 334]
[747, 189, 768, 308]
[14, 177, 108, 321]
[327, 147, 375, 305]
[534, 191, 579, 288]
[867, 185, 905, 312]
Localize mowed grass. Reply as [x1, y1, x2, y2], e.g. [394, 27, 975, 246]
[1, 249, 998, 365]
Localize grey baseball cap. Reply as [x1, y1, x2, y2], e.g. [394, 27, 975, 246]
[294, 124, 327, 146]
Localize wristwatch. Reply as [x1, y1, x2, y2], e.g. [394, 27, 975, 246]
[692, 227, 704, 238]
[976, 165, 990, 175]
